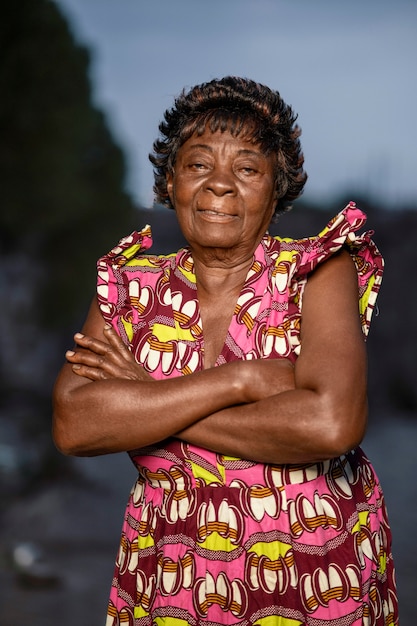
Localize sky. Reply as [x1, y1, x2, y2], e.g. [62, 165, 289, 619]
[54, 0, 417, 210]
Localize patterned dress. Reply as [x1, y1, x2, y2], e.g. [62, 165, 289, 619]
[98, 203, 398, 626]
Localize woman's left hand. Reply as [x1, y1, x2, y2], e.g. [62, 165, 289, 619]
[65, 324, 153, 382]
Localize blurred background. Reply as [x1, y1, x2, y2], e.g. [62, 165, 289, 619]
[0, 0, 416, 623]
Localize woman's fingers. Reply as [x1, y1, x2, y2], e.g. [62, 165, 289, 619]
[66, 327, 152, 382]
[73, 330, 129, 365]
[73, 326, 135, 363]
[66, 347, 118, 380]
[73, 331, 113, 356]
[70, 362, 108, 381]
[103, 324, 134, 362]
[66, 348, 107, 367]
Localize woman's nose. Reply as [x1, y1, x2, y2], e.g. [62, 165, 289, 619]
[204, 168, 236, 195]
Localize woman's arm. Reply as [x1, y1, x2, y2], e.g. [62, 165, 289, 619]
[176, 250, 368, 463]
[52, 299, 294, 456]
[54, 250, 366, 463]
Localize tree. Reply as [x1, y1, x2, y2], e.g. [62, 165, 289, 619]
[0, 0, 137, 327]
[0, 0, 138, 482]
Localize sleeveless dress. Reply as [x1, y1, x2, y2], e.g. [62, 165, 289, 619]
[97, 202, 398, 626]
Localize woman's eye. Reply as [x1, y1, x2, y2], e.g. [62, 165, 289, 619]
[238, 165, 257, 176]
[188, 162, 206, 171]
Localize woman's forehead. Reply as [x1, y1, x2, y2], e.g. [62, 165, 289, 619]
[183, 110, 262, 140]
[179, 116, 269, 156]
[179, 127, 265, 155]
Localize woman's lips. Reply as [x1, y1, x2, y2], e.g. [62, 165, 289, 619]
[197, 208, 237, 219]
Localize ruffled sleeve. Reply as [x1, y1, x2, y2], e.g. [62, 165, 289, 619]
[96, 224, 154, 332]
[291, 202, 384, 337]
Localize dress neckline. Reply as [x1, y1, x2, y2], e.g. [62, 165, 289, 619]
[170, 236, 277, 369]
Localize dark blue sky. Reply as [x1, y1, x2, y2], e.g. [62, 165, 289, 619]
[56, 0, 417, 209]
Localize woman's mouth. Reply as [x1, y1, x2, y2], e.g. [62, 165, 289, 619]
[197, 208, 236, 219]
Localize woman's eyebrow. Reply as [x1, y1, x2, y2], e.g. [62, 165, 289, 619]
[184, 146, 263, 157]
[184, 143, 213, 152]
[236, 148, 264, 157]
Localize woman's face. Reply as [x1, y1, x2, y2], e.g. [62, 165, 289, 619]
[166, 127, 277, 260]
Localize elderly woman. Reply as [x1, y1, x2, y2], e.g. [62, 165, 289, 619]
[53, 77, 398, 625]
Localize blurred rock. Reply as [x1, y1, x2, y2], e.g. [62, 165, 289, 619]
[10, 542, 61, 589]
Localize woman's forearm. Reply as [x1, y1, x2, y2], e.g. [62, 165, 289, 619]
[53, 333, 295, 457]
[53, 362, 248, 456]
[176, 384, 367, 465]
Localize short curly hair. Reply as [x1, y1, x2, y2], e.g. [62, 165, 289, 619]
[149, 76, 307, 217]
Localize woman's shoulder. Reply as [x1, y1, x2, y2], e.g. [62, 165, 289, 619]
[96, 225, 192, 329]
[269, 201, 384, 336]
[97, 224, 172, 269]
[97, 225, 182, 272]
[270, 201, 382, 273]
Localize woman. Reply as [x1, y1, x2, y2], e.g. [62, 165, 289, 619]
[53, 77, 398, 625]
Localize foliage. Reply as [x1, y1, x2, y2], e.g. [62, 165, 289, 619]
[0, 0, 137, 327]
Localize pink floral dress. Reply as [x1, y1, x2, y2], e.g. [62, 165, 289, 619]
[98, 203, 398, 625]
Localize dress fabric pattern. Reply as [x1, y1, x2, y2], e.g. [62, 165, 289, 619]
[97, 203, 398, 626]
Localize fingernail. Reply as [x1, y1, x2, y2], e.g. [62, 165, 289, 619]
[74, 333, 84, 340]
[104, 323, 111, 330]
[72, 364, 81, 370]
[66, 350, 75, 357]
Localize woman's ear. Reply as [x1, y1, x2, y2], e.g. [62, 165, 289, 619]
[166, 172, 174, 205]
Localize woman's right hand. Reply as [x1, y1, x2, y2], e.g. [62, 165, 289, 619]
[65, 324, 153, 383]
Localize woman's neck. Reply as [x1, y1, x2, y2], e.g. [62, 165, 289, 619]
[191, 249, 254, 297]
